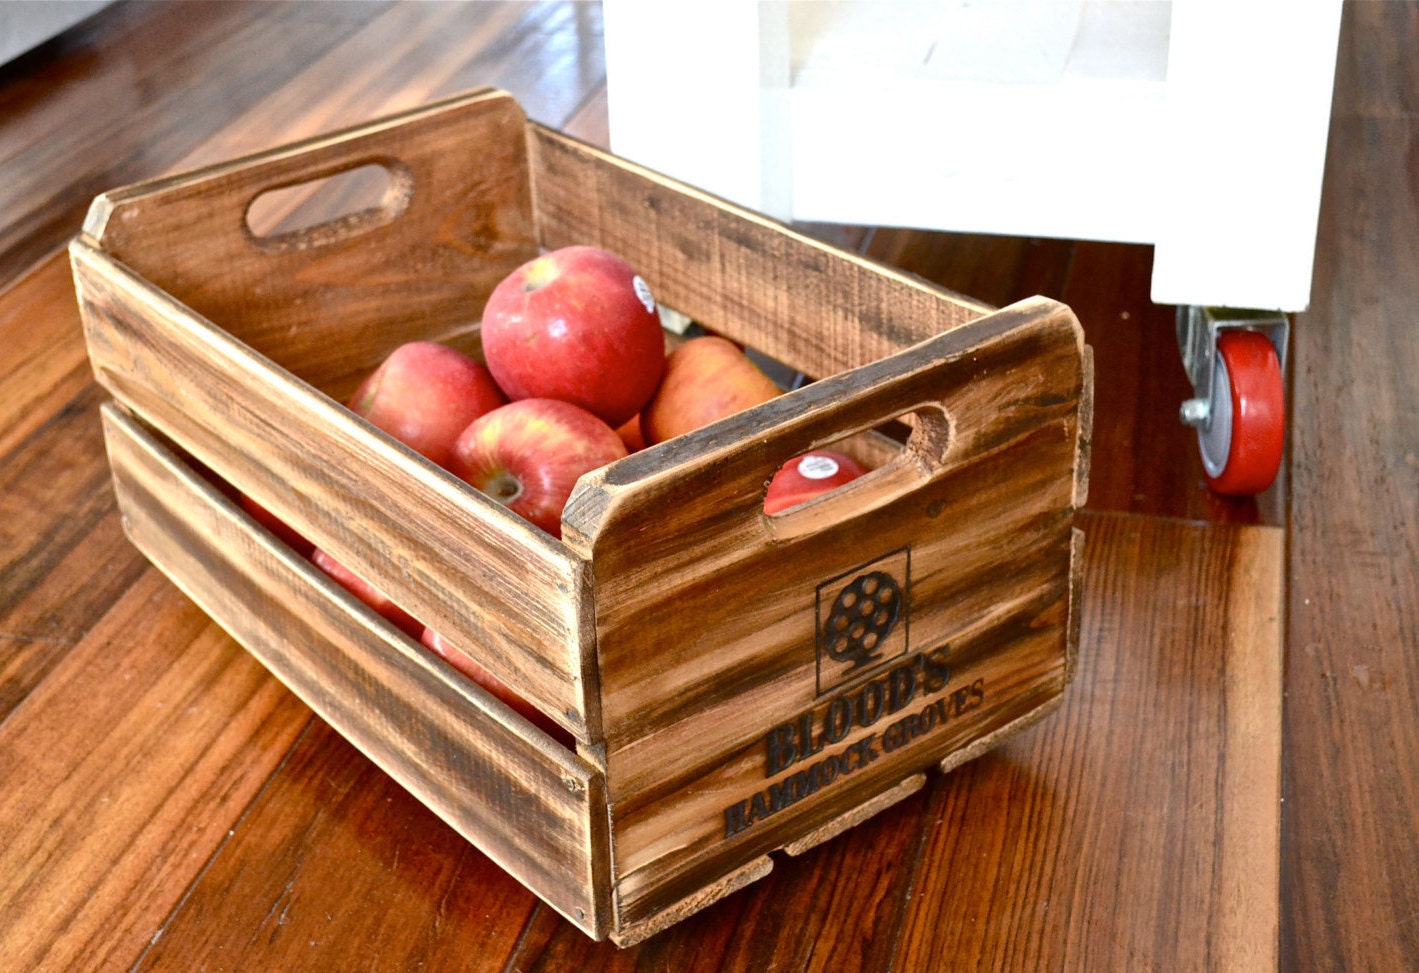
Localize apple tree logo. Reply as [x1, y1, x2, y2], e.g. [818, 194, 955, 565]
[822, 571, 901, 670]
[816, 547, 911, 695]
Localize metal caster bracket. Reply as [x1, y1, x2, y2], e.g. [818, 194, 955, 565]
[1176, 305, 1289, 429]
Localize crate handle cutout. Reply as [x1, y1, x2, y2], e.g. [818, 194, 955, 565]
[762, 406, 952, 542]
[75, 88, 539, 361]
[566, 297, 1087, 564]
[243, 159, 413, 250]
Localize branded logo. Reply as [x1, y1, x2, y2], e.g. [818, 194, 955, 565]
[815, 547, 910, 696]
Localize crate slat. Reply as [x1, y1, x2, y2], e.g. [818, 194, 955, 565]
[100, 402, 611, 937]
[82, 89, 538, 396]
[74, 241, 600, 742]
[527, 124, 993, 382]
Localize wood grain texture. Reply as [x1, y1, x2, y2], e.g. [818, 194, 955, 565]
[0, 378, 145, 723]
[528, 125, 993, 380]
[130, 719, 543, 973]
[0, 260, 95, 457]
[1281, 3, 1419, 968]
[162, 1, 580, 173]
[0, 569, 312, 973]
[73, 239, 598, 740]
[892, 512, 1283, 972]
[101, 403, 610, 937]
[0, 261, 149, 721]
[0, 0, 396, 286]
[82, 88, 539, 393]
[0, 1, 606, 285]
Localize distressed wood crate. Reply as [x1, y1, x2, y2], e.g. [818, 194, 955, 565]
[70, 88, 1092, 945]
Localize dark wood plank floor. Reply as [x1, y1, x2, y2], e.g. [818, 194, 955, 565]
[87, 510, 1278, 973]
[0, 1, 1412, 969]
[1281, 4, 1419, 968]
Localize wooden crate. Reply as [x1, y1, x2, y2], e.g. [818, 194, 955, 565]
[70, 88, 1092, 945]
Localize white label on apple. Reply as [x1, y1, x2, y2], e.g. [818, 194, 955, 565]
[797, 455, 841, 480]
[632, 275, 655, 314]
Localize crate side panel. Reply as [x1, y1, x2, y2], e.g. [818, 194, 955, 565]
[593, 423, 1077, 917]
[73, 241, 599, 742]
[527, 125, 991, 381]
[614, 612, 1070, 928]
[579, 301, 1085, 755]
[599, 424, 1077, 813]
[100, 404, 609, 938]
[85, 89, 538, 395]
[573, 302, 1088, 922]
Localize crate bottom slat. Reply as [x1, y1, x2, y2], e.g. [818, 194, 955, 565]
[782, 771, 926, 857]
[610, 855, 775, 948]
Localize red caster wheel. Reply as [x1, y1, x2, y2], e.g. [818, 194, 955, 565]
[1196, 329, 1285, 495]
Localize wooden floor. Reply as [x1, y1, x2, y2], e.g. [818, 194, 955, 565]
[0, 2, 1411, 969]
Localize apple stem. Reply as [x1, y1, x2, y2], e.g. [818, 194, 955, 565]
[484, 471, 523, 505]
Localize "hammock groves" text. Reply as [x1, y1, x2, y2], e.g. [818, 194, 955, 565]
[723, 648, 985, 839]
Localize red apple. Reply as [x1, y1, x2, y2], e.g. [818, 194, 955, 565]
[615, 414, 647, 453]
[763, 450, 870, 514]
[479, 245, 666, 428]
[421, 627, 573, 747]
[240, 493, 314, 557]
[311, 548, 423, 638]
[348, 341, 506, 468]
[447, 398, 628, 538]
[641, 335, 781, 445]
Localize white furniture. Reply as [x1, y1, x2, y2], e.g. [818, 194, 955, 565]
[603, 0, 1343, 313]
[0, 1, 113, 66]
